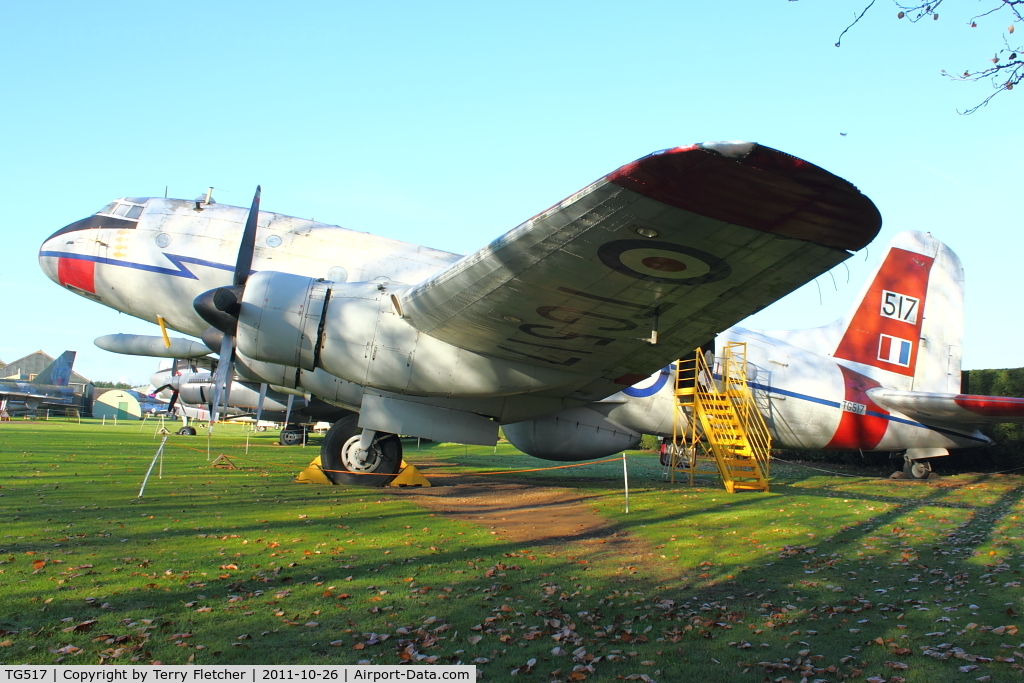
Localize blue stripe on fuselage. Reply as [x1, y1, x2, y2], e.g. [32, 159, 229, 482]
[39, 251, 241, 280]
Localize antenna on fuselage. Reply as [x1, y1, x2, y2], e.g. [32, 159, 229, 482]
[193, 187, 216, 212]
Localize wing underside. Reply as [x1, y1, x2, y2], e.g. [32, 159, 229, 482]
[399, 142, 881, 384]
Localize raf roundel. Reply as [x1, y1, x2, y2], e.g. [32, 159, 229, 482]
[621, 365, 673, 398]
[597, 239, 730, 285]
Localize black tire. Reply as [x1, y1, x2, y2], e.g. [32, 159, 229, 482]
[320, 415, 402, 487]
[280, 429, 304, 446]
[177, 426, 197, 436]
[903, 458, 932, 480]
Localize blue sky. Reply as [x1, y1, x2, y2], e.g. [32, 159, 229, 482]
[1, 1, 1020, 384]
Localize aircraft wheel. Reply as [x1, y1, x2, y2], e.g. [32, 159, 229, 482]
[320, 415, 402, 487]
[177, 426, 197, 436]
[903, 457, 932, 480]
[280, 429, 304, 446]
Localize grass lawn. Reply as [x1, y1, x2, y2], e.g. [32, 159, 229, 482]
[2, 419, 1024, 682]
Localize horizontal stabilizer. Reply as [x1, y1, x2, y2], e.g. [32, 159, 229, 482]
[869, 388, 1024, 425]
[95, 334, 211, 358]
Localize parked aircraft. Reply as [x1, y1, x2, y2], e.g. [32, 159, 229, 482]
[0, 351, 78, 414]
[39, 141, 944, 485]
[149, 364, 350, 442]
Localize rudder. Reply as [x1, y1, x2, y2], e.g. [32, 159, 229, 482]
[831, 231, 963, 392]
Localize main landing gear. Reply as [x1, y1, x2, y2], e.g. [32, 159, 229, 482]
[320, 415, 402, 487]
[903, 454, 933, 480]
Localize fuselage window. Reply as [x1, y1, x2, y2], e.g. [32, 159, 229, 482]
[113, 204, 131, 217]
[126, 205, 144, 219]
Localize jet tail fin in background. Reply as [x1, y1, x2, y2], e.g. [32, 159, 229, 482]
[765, 231, 965, 393]
[32, 351, 76, 387]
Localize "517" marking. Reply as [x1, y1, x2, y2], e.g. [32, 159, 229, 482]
[880, 290, 919, 324]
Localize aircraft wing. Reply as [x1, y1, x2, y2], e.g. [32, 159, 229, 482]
[870, 389, 1024, 425]
[399, 142, 881, 384]
[0, 389, 72, 404]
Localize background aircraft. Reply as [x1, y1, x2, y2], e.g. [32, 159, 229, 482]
[39, 142, 890, 485]
[0, 351, 78, 415]
[149, 363, 352, 442]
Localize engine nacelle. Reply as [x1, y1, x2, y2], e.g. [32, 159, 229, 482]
[236, 272, 584, 398]
[503, 406, 641, 461]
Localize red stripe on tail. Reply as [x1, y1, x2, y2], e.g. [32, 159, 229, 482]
[833, 247, 932, 377]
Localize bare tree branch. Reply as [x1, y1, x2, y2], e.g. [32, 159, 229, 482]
[836, 0, 879, 47]
[818, 0, 1023, 112]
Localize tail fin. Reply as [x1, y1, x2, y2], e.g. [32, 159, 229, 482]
[33, 351, 77, 387]
[767, 231, 964, 392]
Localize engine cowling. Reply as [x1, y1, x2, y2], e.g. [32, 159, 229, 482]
[234, 272, 584, 398]
[503, 406, 641, 461]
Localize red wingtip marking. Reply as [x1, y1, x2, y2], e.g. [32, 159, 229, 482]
[954, 395, 1024, 418]
[833, 248, 933, 378]
[57, 257, 96, 294]
[606, 145, 880, 251]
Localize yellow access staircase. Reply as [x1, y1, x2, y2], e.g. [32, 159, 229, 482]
[670, 342, 772, 493]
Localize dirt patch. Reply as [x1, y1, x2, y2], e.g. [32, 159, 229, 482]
[399, 480, 671, 578]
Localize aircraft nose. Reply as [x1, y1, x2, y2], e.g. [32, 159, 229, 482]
[39, 215, 100, 294]
[38, 240, 60, 284]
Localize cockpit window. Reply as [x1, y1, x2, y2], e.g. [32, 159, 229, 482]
[95, 200, 146, 220]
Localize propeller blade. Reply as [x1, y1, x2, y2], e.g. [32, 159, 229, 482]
[209, 333, 235, 428]
[284, 393, 294, 426]
[256, 383, 268, 423]
[167, 389, 179, 414]
[222, 374, 233, 417]
[234, 186, 261, 287]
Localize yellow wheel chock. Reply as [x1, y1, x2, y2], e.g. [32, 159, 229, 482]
[295, 457, 430, 487]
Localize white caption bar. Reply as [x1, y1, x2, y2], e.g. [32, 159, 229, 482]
[1, 666, 475, 683]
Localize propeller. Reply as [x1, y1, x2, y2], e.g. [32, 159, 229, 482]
[193, 186, 262, 430]
[151, 358, 181, 417]
[255, 383, 268, 424]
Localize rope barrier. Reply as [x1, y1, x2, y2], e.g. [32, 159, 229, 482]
[165, 437, 1024, 482]
[769, 456, 876, 479]
[164, 440, 631, 479]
